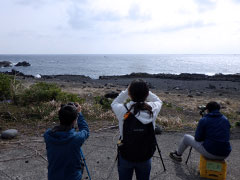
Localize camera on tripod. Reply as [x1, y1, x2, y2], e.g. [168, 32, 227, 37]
[67, 102, 78, 107]
[198, 105, 207, 117]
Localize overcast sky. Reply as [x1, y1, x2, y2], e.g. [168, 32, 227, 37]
[0, 0, 240, 54]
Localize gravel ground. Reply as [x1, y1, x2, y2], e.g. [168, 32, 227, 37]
[0, 129, 239, 180]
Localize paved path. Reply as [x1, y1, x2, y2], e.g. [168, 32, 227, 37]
[0, 130, 239, 180]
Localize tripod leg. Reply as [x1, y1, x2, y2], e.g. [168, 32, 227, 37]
[185, 147, 192, 164]
[80, 148, 92, 180]
[156, 143, 166, 171]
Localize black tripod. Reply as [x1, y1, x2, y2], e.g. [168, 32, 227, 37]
[185, 111, 205, 164]
[185, 147, 192, 164]
[154, 134, 166, 171]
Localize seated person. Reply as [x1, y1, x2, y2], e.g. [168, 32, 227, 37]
[44, 102, 89, 180]
[169, 101, 231, 162]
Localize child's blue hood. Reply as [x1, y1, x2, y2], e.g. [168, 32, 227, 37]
[44, 129, 76, 145]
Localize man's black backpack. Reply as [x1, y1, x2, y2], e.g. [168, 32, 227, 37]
[118, 105, 156, 162]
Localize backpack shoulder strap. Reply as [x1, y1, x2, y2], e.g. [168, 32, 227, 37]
[124, 103, 129, 112]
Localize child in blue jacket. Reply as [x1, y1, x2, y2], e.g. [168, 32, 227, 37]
[44, 102, 89, 180]
[169, 101, 231, 162]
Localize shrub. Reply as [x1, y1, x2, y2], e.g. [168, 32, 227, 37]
[56, 91, 84, 104]
[235, 121, 240, 127]
[19, 82, 84, 105]
[94, 96, 113, 110]
[0, 74, 13, 100]
[19, 82, 61, 105]
[26, 101, 60, 122]
[81, 102, 116, 122]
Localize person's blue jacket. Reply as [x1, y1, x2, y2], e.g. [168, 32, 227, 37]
[195, 110, 231, 157]
[44, 113, 89, 180]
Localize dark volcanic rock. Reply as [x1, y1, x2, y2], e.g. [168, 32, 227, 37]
[208, 84, 216, 89]
[2, 69, 34, 78]
[15, 61, 31, 67]
[155, 125, 162, 135]
[99, 73, 240, 82]
[104, 91, 119, 99]
[0, 61, 12, 67]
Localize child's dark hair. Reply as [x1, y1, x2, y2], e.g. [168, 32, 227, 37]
[128, 79, 153, 117]
[206, 101, 221, 112]
[59, 105, 78, 126]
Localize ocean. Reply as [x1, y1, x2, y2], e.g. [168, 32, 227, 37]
[0, 54, 239, 79]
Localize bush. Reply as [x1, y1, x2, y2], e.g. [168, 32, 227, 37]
[0, 74, 13, 100]
[81, 102, 116, 122]
[56, 91, 84, 104]
[19, 82, 84, 105]
[19, 82, 61, 104]
[235, 121, 240, 127]
[26, 101, 60, 122]
[94, 96, 113, 110]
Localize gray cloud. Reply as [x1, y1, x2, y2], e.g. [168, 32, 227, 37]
[137, 20, 215, 34]
[67, 3, 151, 31]
[232, 0, 240, 3]
[67, 1, 123, 30]
[14, 0, 86, 8]
[194, 0, 216, 12]
[128, 4, 151, 21]
[67, 5, 92, 30]
[161, 20, 215, 32]
[92, 11, 122, 21]
[14, 0, 47, 8]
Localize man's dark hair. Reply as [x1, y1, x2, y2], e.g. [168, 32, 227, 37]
[59, 105, 78, 126]
[206, 101, 221, 112]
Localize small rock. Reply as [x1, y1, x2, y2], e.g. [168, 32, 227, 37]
[1, 129, 18, 139]
[187, 95, 193, 98]
[0, 61, 12, 67]
[104, 92, 119, 99]
[15, 61, 31, 67]
[219, 93, 223, 96]
[155, 125, 162, 135]
[208, 84, 216, 89]
[164, 92, 169, 94]
[147, 82, 154, 89]
[196, 92, 201, 96]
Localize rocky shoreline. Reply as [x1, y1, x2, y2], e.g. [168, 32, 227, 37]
[2, 70, 240, 82]
[100, 72, 240, 82]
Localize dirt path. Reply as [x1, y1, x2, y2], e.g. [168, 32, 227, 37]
[1, 129, 239, 180]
